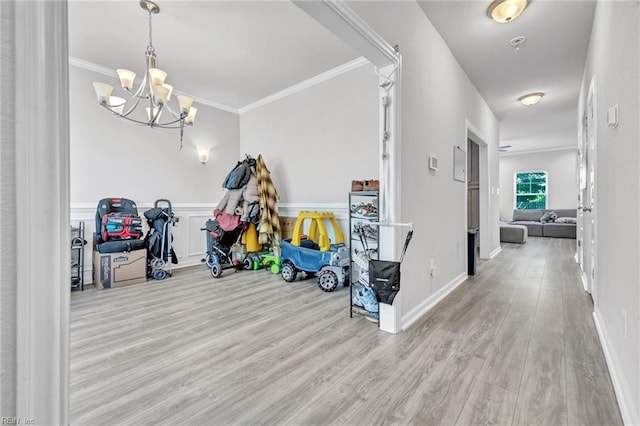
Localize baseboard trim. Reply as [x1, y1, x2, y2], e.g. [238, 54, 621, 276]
[401, 272, 467, 331]
[84, 258, 205, 285]
[489, 246, 502, 259]
[581, 272, 589, 293]
[592, 310, 638, 426]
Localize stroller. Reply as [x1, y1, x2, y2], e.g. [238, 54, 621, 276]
[201, 211, 253, 278]
[144, 199, 179, 280]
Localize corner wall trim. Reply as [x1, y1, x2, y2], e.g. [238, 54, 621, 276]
[499, 146, 577, 157]
[238, 57, 369, 114]
[592, 310, 638, 426]
[401, 272, 467, 331]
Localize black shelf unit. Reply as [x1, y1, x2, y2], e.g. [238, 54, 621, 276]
[71, 220, 85, 291]
[349, 191, 380, 324]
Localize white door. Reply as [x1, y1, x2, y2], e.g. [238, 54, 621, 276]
[577, 115, 587, 280]
[584, 80, 597, 298]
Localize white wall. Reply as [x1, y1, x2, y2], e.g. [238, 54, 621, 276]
[240, 63, 379, 204]
[499, 149, 577, 220]
[70, 66, 240, 205]
[578, 1, 640, 424]
[70, 65, 241, 274]
[345, 1, 501, 327]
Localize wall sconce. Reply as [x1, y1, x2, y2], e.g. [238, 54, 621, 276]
[197, 148, 209, 164]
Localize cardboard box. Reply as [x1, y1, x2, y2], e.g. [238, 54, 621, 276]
[279, 217, 297, 240]
[93, 249, 147, 290]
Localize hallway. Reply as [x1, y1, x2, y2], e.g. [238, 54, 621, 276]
[416, 237, 622, 425]
[70, 237, 622, 425]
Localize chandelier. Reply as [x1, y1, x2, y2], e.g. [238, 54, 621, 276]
[92, 0, 196, 149]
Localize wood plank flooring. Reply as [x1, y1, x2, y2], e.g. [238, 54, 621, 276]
[70, 237, 623, 425]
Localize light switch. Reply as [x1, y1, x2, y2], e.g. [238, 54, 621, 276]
[607, 104, 618, 128]
[429, 155, 439, 171]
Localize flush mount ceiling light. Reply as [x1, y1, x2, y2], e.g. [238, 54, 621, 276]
[487, 0, 529, 23]
[92, 0, 197, 149]
[518, 92, 544, 106]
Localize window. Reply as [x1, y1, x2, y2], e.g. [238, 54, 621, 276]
[514, 171, 547, 209]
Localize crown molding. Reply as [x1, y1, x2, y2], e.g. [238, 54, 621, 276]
[499, 145, 577, 157]
[238, 56, 369, 114]
[68, 56, 240, 114]
[70, 55, 371, 116]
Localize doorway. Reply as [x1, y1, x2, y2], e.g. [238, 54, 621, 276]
[467, 138, 480, 230]
[9, 1, 403, 422]
[466, 122, 490, 260]
[467, 138, 480, 274]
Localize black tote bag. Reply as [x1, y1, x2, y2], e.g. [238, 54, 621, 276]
[368, 229, 413, 305]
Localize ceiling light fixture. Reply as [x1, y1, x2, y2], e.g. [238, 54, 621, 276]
[518, 92, 544, 106]
[487, 0, 529, 23]
[92, 0, 196, 149]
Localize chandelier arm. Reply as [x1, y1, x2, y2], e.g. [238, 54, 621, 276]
[100, 102, 186, 128]
[151, 117, 188, 128]
[131, 73, 150, 100]
[163, 104, 184, 120]
[119, 95, 144, 119]
[99, 103, 158, 126]
[149, 103, 164, 125]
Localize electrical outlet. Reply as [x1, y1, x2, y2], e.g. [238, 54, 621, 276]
[623, 310, 628, 339]
[429, 259, 437, 277]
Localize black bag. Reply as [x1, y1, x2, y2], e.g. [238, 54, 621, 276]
[368, 229, 413, 305]
[96, 239, 146, 253]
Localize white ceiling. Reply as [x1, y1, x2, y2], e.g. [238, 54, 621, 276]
[417, 0, 596, 153]
[68, 1, 359, 110]
[69, 1, 596, 154]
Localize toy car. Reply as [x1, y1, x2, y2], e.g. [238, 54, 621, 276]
[260, 251, 281, 274]
[279, 211, 349, 292]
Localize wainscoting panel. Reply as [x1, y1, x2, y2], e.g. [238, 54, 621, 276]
[71, 202, 350, 285]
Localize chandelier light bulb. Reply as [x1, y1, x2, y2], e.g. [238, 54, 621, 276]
[116, 69, 136, 91]
[108, 96, 126, 115]
[152, 84, 169, 106]
[92, 82, 113, 104]
[177, 95, 194, 115]
[162, 83, 173, 101]
[148, 68, 167, 86]
[186, 107, 197, 125]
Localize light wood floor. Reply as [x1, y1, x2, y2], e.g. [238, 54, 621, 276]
[70, 237, 622, 425]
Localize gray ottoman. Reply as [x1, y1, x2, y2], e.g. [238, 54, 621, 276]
[500, 222, 528, 244]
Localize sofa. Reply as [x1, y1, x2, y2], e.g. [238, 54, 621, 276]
[510, 209, 577, 238]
